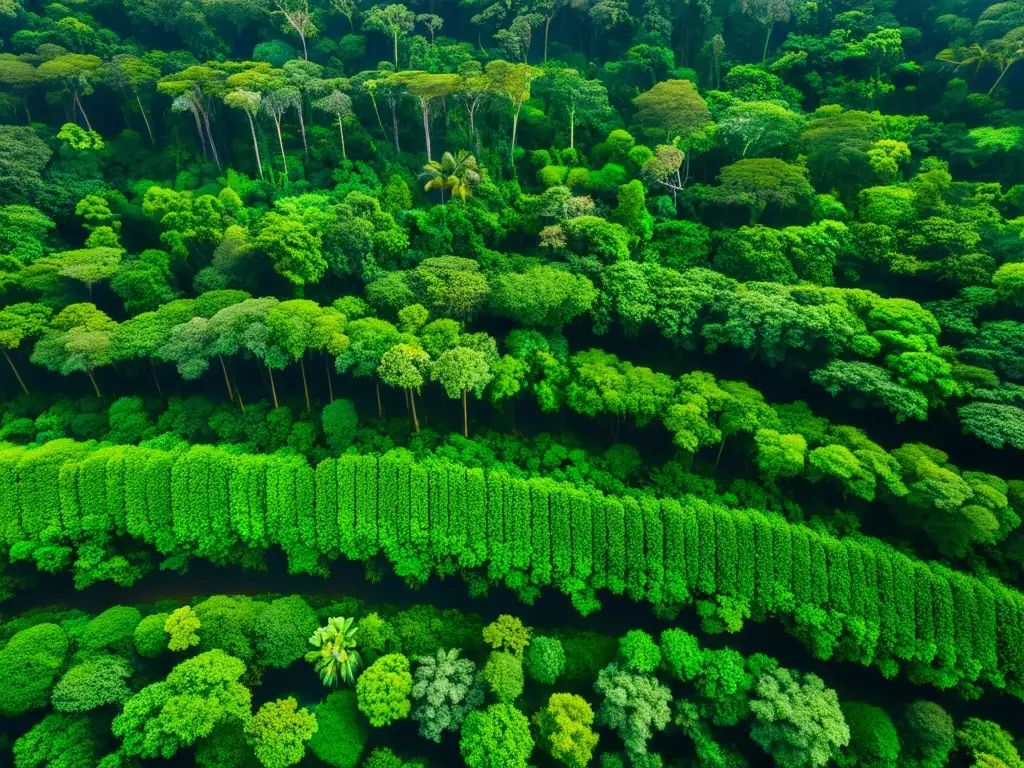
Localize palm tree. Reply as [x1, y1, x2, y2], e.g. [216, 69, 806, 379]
[305, 616, 363, 687]
[936, 30, 1024, 95]
[420, 150, 482, 204]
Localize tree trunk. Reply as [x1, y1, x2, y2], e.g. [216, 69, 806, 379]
[325, 357, 334, 403]
[74, 90, 93, 132]
[274, 118, 289, 178]
[297, 102, 309, 154]
[219, 356, 234, 401]
[300, 33, 308, 60]
[191, 107, 208, 157]
[390, 97, 401, 153]
[510, 102, 522, 164]
[375, 378, 383, 419]
[199, 104, 222, 170]
[544, 15, 552, 62]
[410, 388, 420, 432]
[393, 31, 400, 68]
[420, 96, 432, 161]
[569, 103, 575, 150]
[87, 369, 102, 398]
[268, 366, 279, 409]
[246, 110, 264, 179]
[237, 386, 246, 413]
[136, 94, 155, 146]
[715, 434, 727, 470]
[462, 388, 468, 437]
[988, 62, 1014, 95]
[150, 357, 162, 398]
[762, 21, 773, 64]
[3, 349, 29, 395]
[369, 92, 388, 143]
[300, 355, 310, 412]
[337, 114, 347, 159]
[23, 97, 31, 125]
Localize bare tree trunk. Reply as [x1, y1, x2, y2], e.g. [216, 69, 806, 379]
[3, 350, 28, 395]
[390, 97, 401, 153]
[337, 114, 347, 159]
[393, 31, 400, 68]
[300, 33, 308, 60]
[137, 94, 155, 146]
[420, 96, 432, 161]
[74, 90, 93, 131]
[219, 356, 234, 401]
[274, 118, 289, 177]
[462, 389, 468, 437]
[762, 21, 773, 64]
[410, 388, 420, 432]
[297, 102, 309, 154]
[87, 369, 102, 398]
[375, 378, 383, 419]
[23, 97, 31, 124]
[199, 105, 222, 170]
[237, 386, 246, 413]
[569, 103, 575, 150]
[191, 107, 208, 157]
[246, 110, 264, 178]
[544, 15, 552, 61]
[150, 358, 162, 398]
[300, 356, 310, 412]
[325, 357, 334, 403]
[268, 366, 279, 409]
[715, 435, 727, 470]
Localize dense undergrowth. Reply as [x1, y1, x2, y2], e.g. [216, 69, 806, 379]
[2, 0, 1024, 763]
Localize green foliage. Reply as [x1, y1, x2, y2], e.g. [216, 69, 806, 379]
[482, 615, 531, 657]
[0, 623, 69, 717]
[410, 648, 484, 742]
[164, 605, 200, 652]
[309, 689, 368, 768]
[255, 596, 318, 669]
[749, 668, 850, 768]
[244, 697, 318, 768]
[482, 651, 524, 702]
[460, 703, 534, 768]
[112, 650, 251, 759]
[594, 662, 672, 757]
[134, 612, 170, 657]
[356, 653, 413, 726]
[535, 693, 600, 768]
[525, 635, 566, 684]
[838, 702, 899, 768]
[51, 655, 132, 712]
[619, 630, 661, 673]
[12, 713, 100, 768]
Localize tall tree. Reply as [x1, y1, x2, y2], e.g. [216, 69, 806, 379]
[314, 88, 354, 160]
[37, 54, 103, 132]
[262, 87, 302, 179]
[378, 343, 430, 432]
[31, 303, 117, 397]
[485, 60, 536, 163]
[364, 4, 417, 68]
[272, 0, 318, 60]
[0, 303, 52, 395]
[431, 346, 493, 437]
[224, 89, 265, 179]
[741, 0, 795, 62]
[390, 71, 460, 161]
[102, 55, 161, 145]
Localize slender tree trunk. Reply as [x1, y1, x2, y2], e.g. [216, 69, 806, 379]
[274, 118, 289, 177]
[762, 21, 773, 64]
[410, 388, 420, 432]
[510, 101, 522, 164]
[369, 92, 388, 143]
[544, 15, 552, 62]
[150, 358, 162, 398]
[136, 94, 155, 146]
[87, 369, 102, 398]
[191, 107, 208, 157]
[268, 366, 279, 409]
[393, 31, 400, 68]
[300, 33, 308, 60]
[237, 386, 246, 413]
[420, 96, 432, 161]
[3, 350, 29, 395]
[988, 62, 1014, 95]
[390, 97, 401, 153]
[569, 103, 575, 150]
[462, 388, 468, 437]
[74, 90, 93, 132]
[325, 357, 334, 403]
[715, 435, 727, 469]
[199, 105, 221, 170]
[219, 356, 234, 401]
[337, 114, 347, 159]
[23, 97, 31, 125]
[300, 355, 310, 412]
[246, 110, 264, 179]
[375, 378, 383, 419]
[297, 102, 309, 154]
